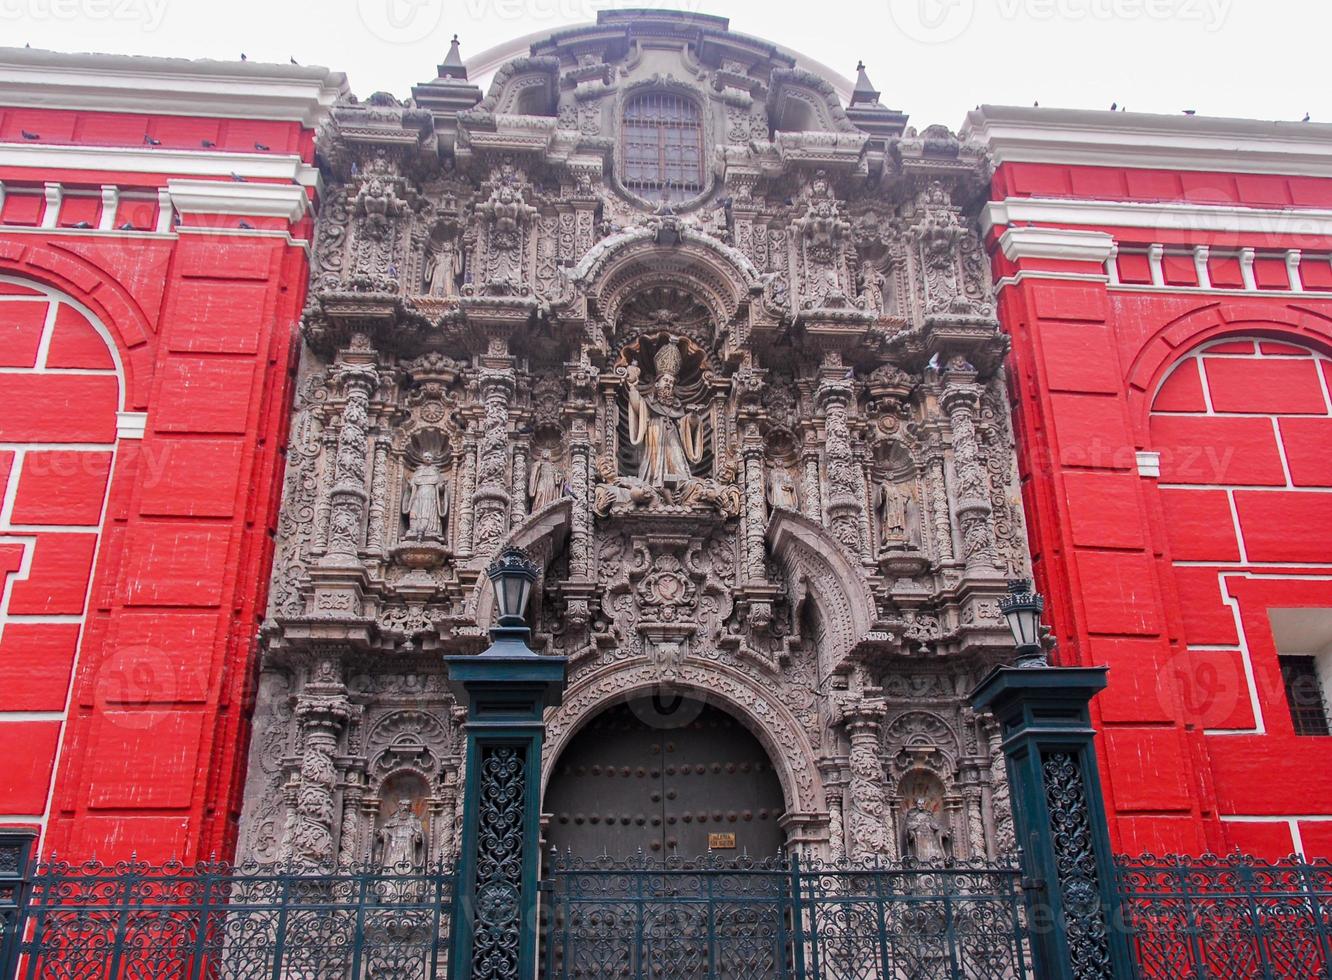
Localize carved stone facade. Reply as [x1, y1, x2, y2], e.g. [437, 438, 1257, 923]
[238, 11, 1029, 866]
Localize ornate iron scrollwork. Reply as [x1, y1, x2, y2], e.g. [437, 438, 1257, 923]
[471, 744, 527, 980]
[1043, 750, 1114, 978]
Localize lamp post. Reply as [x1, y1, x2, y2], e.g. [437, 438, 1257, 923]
[998, 579, 1047, 668]
[446, 546, 567, 980]
[970, 580, 1133, 980]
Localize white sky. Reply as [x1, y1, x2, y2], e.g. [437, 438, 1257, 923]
[3, 0, 1319, 130]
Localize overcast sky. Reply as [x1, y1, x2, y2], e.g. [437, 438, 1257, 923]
[4, 0, 1318, 130]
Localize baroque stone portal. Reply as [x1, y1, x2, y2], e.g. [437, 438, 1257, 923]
[238, 11, 1029, 868]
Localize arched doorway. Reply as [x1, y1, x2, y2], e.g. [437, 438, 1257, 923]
[543, 694, 786, 859]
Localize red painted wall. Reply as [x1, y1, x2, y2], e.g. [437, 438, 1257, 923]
[0, 104, 311, 863]
[991, 159, 1332, 859]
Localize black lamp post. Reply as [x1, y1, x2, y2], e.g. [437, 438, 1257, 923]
[998, 578, 1048, 668]
[446, 546, 567, 980]
[971, 576, 1133, 979]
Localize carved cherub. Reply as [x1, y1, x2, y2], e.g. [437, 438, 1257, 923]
[680, 454, 742, 518]
[592, 454, 655, 516]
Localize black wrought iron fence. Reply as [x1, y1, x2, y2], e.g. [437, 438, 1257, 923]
[1115, 852, 1332, 979]
[540, 852, 1033, 980]
[9, 856, 456, 979]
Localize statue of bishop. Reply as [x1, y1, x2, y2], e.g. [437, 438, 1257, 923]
[624, 340, 705, 488]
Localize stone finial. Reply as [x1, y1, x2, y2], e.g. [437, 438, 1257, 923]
[440, 34, 467, 79]
[851, 60, 880, 106]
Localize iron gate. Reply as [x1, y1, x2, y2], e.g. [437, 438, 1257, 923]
[10, 856, 455, 978]
[540, 852, 1034, 980]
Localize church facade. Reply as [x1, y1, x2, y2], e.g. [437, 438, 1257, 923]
[236, 10, 1028, 872]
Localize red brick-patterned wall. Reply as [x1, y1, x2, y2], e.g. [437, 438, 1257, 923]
[0, 104, 312, 863]
[992, 159, 1332, 858]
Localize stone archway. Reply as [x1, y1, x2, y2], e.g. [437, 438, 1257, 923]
[542, 659, 829, 850]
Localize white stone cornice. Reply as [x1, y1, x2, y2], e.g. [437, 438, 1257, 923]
[167, 179, 310, 222]
[964, 105, 1332, 178]
[983, 197, 1332, 239]
[0, 47, 347, 127]
[998, 226, 1116, 263]
[0, 142, 319, 187]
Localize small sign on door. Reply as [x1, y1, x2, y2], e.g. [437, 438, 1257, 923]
[708, 832, 736, 850]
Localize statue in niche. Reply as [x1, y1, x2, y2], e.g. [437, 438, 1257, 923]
[424, 238, 462, 297]
[528, 446, 566, 512]
[902, 797, 950, 863]
[592, 454, 655, 516]
[766, 465, 800, 513]
[624, 340, 704, 488]
[401, 451, 450, 541]
[874, 475, 918, 548]
[376, 798, 426, 871]
[858, 257, 887, 314]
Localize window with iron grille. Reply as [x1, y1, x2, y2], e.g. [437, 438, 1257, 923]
[1281, 655, 1331, 736]
[622, 93, 704, 203]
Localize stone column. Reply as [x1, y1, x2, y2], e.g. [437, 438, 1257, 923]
[322, 363, 378, 563]
[290, 658, 351, 869]
[941, 357, 998, 572]
[817, 756, 847, 863]
[816, 362, 866, 559]
[855, 444, 875, 561]
[926, 454, 955, 563]
[338, 768, 366, 867]
[365, 432, 390, 553]
[510, 439, 529, 527]
[842, 698, 891, 861]
[472, 368, 514, 556]
[434, 764, 459, 862]
[455, 425, 478, 559]
[800, 433, 823, 523]
[567, 412, 593, 580]
[311, 423, 339, 558]
[740, 421, 767, 580]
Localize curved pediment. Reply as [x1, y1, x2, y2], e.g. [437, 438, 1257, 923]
[766, 508, 877, 674]
[571, 224, 765, 331]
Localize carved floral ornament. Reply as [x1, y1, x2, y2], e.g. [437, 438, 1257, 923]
[241, 11, 1029, 868]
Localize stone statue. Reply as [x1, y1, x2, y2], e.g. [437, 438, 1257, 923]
[592, 454, 656, 515]
[528, 447, 565, 512]
[425, 239, 461, 297]
[624, 341, 704, 488]
[903, 797, 948, 863]
[875, 477, 914, 546]
[401, 452, 450, 541]
[377, 798, 425, 870]
[766, 466, 800, 512]
[858, 258, 887, 313]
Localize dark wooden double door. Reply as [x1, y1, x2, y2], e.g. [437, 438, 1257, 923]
[543, 695, 786, 859]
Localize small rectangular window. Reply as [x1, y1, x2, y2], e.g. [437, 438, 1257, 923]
[1280, 656, 1330, 736]
[1269, 608, 1332, 737]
